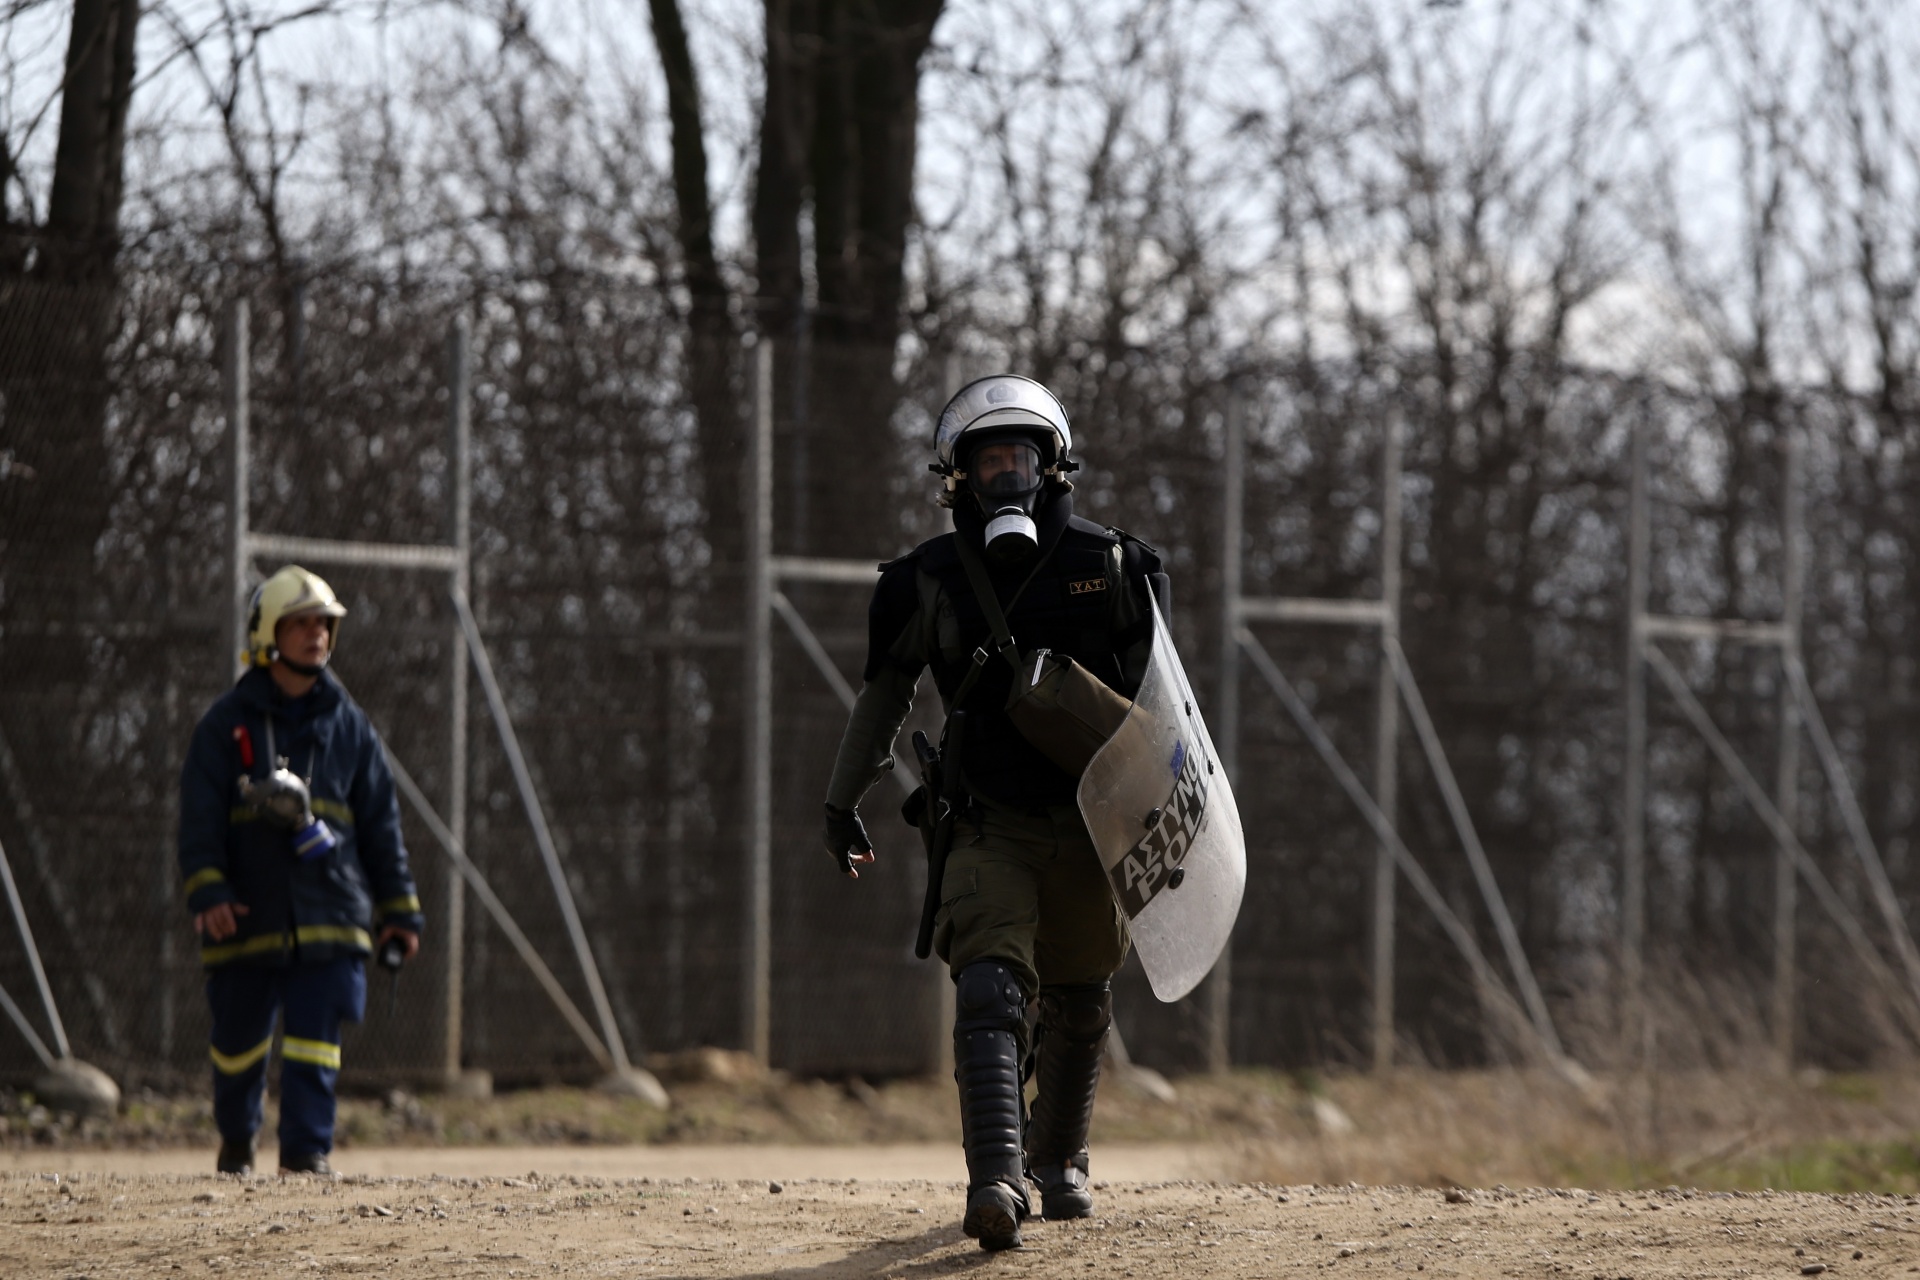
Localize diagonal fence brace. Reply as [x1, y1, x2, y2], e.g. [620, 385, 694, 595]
[0, 978, 55, 1070]
[325, 668, 617, 1074]
[1238, 628, 1568, 1072]
[1785, 655, 1920, 1005]
[0, 833, 69, 1061]
[384, 748, 616, 1074]
[1643, 642, 1920, 1044]
[1384, 635, 1563, 1057]
[770, 590, 918, 796]
[451, 586, 633, 1074]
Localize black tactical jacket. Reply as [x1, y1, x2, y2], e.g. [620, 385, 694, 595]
[831, 493, 1167, 811]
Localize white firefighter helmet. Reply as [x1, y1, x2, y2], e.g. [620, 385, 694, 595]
[245, 565, 347, 669]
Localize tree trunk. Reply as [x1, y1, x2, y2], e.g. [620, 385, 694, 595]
[0, 0, 139, 617]
[801, 0, 940, 557]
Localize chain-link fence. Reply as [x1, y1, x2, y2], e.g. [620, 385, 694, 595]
[6, 256, 1920, 1092]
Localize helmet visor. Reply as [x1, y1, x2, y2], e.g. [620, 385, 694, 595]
[966, 440, 1043, 501]
[935, 376, 1072, 469]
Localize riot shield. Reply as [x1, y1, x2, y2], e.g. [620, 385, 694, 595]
[1076, 607, 1246, 1002]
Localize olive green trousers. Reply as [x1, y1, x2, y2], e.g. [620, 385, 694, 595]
[933, 798, 1131, 998]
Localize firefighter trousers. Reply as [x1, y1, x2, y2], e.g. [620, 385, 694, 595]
[207, 956, 366, 1162]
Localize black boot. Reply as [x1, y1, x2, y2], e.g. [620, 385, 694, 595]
[1025, 980, 1110, 1220]
[216, 1137, 255, 1175]
[278, 1151, 333, 1176]
[953, 960, 1032, 1251]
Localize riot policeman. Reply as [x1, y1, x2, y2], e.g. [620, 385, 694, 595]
[821, 376, 1169, 1250]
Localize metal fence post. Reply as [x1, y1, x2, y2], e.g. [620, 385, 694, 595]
[445, 316, 472, 1085]
[1621, 416, 1649, 1053]
[1771, 428, 1803, 1069]
[222, 299, 250, 684]
[1370, 415, 1403, 1073]
[1205, 391, 1246, 1075]
[745, 340, 775, 1065]
[1218, 394, 1244, 790]
[929, 351, 967, 1078]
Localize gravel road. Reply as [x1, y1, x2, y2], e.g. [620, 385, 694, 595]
[8, 1162, 1918, 1279]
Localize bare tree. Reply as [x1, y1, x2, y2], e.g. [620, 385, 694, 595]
[0, 0, 140, 662]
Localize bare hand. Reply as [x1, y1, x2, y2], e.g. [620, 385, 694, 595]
[194, 901, 250, 941]
[377, 926, 420, 961]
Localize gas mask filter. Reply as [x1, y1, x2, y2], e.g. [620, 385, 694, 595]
[967, 439, 1045, 559]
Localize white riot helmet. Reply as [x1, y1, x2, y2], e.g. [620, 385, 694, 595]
[931, 375, 1076, 558]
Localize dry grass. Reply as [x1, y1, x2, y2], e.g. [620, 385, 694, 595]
[1210, 1067, 1920, 1191]
[11, 1065, 1920, 1192]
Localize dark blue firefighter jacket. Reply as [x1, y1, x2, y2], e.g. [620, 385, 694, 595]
[178, 667, 424, 967]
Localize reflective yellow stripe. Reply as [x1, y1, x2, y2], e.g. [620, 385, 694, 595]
[377, 894, 421, 916]
[295, 924, 371, 951]
[201, 932, 293, 965]
[183, 867, 227, 898]
[210, 1035, 274, 1075]
[200, 925, 371, 965]
[310, 799, 354, 828]
[229, 807, 261, 825]
[282, 1037, 342, 1070]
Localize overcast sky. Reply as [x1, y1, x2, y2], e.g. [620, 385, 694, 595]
[5, 0, 1915, 388]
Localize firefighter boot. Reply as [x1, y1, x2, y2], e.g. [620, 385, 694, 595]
[953, 960, 1031, 1251]
[216, 1137, 255, 1175]
[1025, 980, 1111, 1220]
[278, 1151, 334, 1176]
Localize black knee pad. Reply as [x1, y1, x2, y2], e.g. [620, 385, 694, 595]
[1038, 980, 1111, 1044]
[955, 961, 1028, 1035]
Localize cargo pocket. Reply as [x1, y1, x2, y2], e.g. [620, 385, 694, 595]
[940, 865, 978, 909]
[932, 866, 978, 965]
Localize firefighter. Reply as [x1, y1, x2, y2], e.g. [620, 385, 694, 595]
[178, 565, 423, 1175]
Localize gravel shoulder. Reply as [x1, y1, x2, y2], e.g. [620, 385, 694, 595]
[0, 1141, 1232, 1182]
[8, 1169, 1918, 1280]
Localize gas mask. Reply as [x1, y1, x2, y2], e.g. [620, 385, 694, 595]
[236, 713, 338, 861]
[239, 761, 339, 860]
[967, 439, 1045, 560]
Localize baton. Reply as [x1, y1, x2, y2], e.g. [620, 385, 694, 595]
[914, 710, 967, 960]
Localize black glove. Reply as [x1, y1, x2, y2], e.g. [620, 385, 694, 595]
[823, 803, 874, 878]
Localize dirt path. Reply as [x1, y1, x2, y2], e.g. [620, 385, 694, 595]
[8, 1165, 1918, 1279]
[0, 1143, 1232, 1182]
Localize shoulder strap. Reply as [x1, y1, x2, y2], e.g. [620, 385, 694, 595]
[946, 523, 1068, 711]
[952, 535, 1021, 669]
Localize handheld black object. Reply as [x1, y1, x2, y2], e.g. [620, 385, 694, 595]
[377, 935, 406, 1017]
[913, 711, 967, 960]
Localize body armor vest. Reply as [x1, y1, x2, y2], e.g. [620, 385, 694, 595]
[920, 515, 1131, 809]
